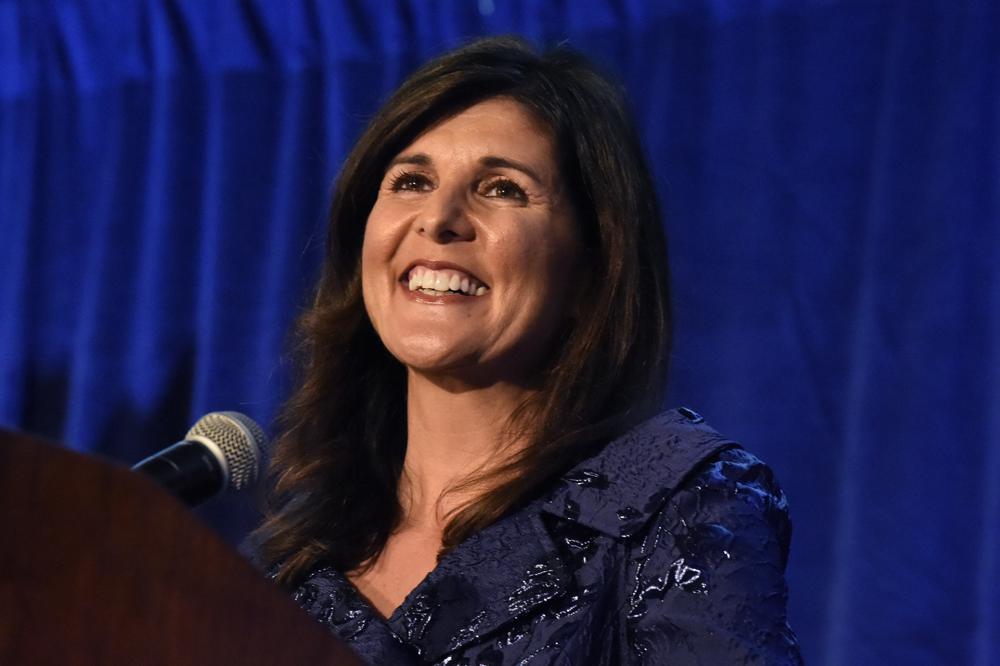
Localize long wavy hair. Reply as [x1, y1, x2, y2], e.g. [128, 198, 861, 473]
[254, 36, 673, 586]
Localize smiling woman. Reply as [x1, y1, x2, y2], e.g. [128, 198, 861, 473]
[251, 36, 802, 664]
[362, 97, 580, 384]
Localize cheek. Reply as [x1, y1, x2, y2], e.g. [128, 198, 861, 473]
[360, 216, 397, 328]
[521, 223, 580, 292]
[359, 234, 378, 306]
[497, 227, 580, 328]
[361, 212, 386, 266]
[361, 205, 404, 281]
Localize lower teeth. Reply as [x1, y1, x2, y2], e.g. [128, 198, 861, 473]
[418, 287, 462, 295]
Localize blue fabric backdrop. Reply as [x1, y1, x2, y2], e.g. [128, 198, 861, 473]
[2, 1, 997, 663]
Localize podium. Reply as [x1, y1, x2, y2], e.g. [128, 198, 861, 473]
[0, 428, 363, 665]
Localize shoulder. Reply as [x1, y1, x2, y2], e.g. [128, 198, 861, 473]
[539, 408, 801, 662]
[631, 446, 794, 588]
[618, 422, 802, 663]
[665, 446, 792, 560]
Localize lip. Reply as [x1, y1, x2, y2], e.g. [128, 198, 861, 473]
[400, 286, 483, 305]
[399, 259, 489, 287]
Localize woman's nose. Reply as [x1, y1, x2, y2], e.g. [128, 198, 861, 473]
[416, 188, 475, 243]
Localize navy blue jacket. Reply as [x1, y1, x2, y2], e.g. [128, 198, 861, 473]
[287, 409, 803, 664]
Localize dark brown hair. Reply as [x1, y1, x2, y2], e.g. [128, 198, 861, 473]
[254, 36, 672, 586]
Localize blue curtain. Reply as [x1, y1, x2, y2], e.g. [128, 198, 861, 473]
[2, 1, 997, 663]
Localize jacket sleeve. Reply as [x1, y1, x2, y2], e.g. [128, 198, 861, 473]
[622, 448, 803, 665]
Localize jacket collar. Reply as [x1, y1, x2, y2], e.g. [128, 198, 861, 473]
[539, 407, 739, 538]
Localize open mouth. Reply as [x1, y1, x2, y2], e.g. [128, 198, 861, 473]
[402, 264, 490, 297]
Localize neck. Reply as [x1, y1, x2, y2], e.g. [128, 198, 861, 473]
[400, 369, 532, 531]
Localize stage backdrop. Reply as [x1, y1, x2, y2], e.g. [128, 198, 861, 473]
[1, 1, 997, 664]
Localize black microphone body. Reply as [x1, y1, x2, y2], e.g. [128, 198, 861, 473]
[131, 411, 266, 506]
[132, 440, 226, 506]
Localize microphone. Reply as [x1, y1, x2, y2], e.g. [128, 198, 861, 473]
[132, 411, 267, 506]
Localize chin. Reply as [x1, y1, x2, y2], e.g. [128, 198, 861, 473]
[378, 330, 546, 385]
[383, 335, 479, 375]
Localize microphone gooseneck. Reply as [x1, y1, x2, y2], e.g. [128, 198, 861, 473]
[131, 411, 267, 506]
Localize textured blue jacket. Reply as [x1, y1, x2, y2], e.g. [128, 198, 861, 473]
[287, 408, 803, 664]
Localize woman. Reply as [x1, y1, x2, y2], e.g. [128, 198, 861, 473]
[253, 36, 802, 664]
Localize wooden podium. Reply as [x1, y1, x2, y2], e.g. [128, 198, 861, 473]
[0, 428, 362, 665]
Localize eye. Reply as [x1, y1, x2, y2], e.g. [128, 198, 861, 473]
[388, 171, 433, 192]
[480, 178, 527, 202]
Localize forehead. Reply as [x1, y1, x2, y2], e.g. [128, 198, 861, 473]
[399, 97, 557, 171]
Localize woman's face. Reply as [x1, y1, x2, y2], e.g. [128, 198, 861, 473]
[361, 97, 580, 385]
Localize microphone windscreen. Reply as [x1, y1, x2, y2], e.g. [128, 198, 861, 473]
[185, 411, 266, 491]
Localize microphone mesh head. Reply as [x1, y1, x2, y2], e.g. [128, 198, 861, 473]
[185, 411, 266, 490]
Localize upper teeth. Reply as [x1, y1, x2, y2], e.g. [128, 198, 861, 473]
[407, 267, 488, 296]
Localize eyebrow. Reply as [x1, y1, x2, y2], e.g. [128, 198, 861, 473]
[478, 156, 544, 185]
[386, 153, 431, 169]
[386, 152, 545, 185]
